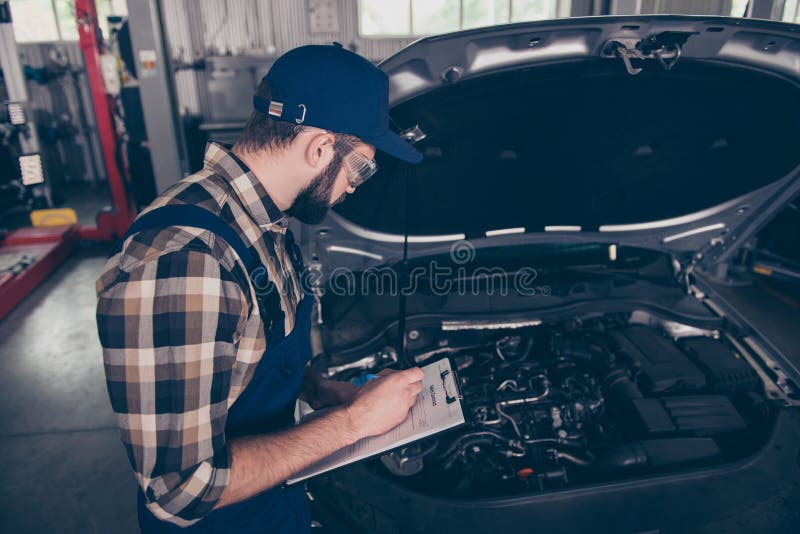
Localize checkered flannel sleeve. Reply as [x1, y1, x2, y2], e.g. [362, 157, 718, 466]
[97, 244, 248, 526]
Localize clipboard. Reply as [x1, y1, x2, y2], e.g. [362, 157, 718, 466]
[287, 357, 465, 485]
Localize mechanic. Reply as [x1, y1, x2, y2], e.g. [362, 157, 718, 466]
[96, 43, 424, 533]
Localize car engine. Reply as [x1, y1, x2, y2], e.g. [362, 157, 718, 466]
[322, 312, 771, 497]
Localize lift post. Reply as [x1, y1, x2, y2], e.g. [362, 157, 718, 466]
[75, 0, 136, 240]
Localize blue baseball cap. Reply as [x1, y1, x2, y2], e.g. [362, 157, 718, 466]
[253, 42, 422, 164]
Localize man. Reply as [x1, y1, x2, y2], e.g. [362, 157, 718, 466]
[96, 43, 424, 532]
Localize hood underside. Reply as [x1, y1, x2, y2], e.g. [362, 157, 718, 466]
[338, 61, 798, 234]
[304, 16, 800, 273]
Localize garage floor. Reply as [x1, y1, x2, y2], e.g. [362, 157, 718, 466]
[0, 249, 798, 533]
[0, 248, 138, 534]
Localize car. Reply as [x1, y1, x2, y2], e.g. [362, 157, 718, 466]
[295, 15, 800, 533]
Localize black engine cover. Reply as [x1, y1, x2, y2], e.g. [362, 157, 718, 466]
[679, 337, 761, 394]
[629, 394, 747, 437]
[609, 326, 707, 393]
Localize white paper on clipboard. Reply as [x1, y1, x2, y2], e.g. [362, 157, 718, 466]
[287, 357, 464, 484]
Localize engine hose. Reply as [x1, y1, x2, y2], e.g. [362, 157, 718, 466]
[408, 438, 439, 459]
[442, 437, 495, 470]
[496, 379, 520, 392]
[439, 431, 509, 458]
[554, 450, 594, 466]
[496, 386, 550, 407]
[444, 436, 528, 469]
[496, 336, 533, 362]
[495, 403, 523, 438]
[524, 437, 585, 448]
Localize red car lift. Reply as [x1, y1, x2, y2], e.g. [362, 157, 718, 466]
[0, 0, 136, 321]
[75, 0, 137, 241]
[0, 226, 79, 320]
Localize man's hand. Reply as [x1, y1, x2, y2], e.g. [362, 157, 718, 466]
[215, 366, 424, 510]
[345, 367, 425, 439]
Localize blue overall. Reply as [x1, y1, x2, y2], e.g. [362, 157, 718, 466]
[115, 205, 312, 533]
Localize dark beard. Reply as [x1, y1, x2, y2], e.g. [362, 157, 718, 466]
[286, 153, 343, 224]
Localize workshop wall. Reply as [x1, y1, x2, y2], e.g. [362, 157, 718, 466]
[14, 42, 105, 185]
[160, 0, 419, 117]
[640, 0, 732, 14]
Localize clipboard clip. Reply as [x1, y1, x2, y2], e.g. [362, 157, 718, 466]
[440, 369, 462, 405]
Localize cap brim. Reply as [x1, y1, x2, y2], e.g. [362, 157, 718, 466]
[362, 130, 423, 164]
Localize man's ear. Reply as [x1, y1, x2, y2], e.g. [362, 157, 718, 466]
[304, 131, 336, 170]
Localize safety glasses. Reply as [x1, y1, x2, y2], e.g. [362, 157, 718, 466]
[339, 137, 378, 188]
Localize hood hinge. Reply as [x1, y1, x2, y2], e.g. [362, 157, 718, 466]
[675, 253, 704, 298]
[603, 31, 697, 76]
[675, 224, 730, 295]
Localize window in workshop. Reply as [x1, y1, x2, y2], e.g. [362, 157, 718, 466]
[729, 0, 749, 17]
[9, 0, 61, 42]
[10, 0, 127, 43]
[360, 0, 412, 35]
[509, 0, 559, 22]
[783, 0, 800, 23]
[54, 0, 79, 40]
[95, 0, 128, 40]
[358, 0, 571, 37]
[462, 0, 510, 29]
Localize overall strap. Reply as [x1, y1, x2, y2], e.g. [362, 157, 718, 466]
[115, 204, 257, 270]
[112, 204, 286, 342]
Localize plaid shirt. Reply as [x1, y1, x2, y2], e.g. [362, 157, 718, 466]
[96, 142, 303, 526]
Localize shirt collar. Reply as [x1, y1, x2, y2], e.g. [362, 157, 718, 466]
[203, 141, 288, 232]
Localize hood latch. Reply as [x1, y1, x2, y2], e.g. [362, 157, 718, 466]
[603, 31, 697, 76]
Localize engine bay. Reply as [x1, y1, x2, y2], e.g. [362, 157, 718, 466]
[321, 311, 774, 498]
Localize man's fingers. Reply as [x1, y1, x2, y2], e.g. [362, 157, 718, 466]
[376, 367, 423, 383]
[408, 385, 420, 404]
[401, 367, 425, 383]
[404, 383, 421, 408]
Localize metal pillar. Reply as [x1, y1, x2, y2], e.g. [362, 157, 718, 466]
[125, 0, 188, 193]
[750, 0, 787, 19]
[0, 4, 29, 120]
[609, 0, 642, 14]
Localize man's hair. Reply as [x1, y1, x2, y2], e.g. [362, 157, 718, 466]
[234, 78, 359, 154]
[233, 79, 305, 153]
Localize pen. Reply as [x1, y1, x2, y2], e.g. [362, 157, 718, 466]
[351, 373, 379, 387]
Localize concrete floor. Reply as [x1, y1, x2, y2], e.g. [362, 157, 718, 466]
[0, 247, 138, 533]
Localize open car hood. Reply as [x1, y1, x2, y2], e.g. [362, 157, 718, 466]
[302, 16, 800, 274]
